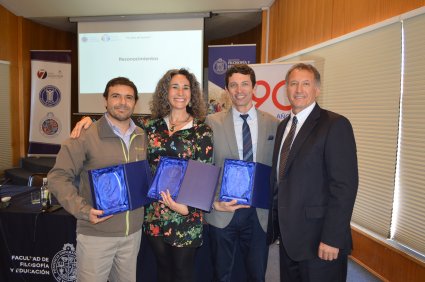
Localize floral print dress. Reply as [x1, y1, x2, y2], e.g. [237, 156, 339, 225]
[136, 117, 213, 248]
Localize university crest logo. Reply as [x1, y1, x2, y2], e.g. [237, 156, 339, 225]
[51, 243, 77, 282]
[213, 58, 228, 75]
[39, 85, 61, 107]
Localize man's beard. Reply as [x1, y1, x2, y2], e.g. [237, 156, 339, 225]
[108, 105, 132, 121]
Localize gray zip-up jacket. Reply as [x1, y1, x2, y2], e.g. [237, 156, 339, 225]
[48, 116, 147, 237]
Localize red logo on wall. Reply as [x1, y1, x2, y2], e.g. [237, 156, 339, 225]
[37, 69, 48, 79]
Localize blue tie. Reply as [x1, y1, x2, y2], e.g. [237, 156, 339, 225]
[240, 114, 253, 162]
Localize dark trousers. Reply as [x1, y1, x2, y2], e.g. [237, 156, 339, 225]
[147, 235, 197, 282]
[209, 207, 268, 282]
[279, 242, 348, 282]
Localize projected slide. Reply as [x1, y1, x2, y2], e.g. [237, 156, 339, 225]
[79, 30, 202, 94]
[77, 17, 204, 114]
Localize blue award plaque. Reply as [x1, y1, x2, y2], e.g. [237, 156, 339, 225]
[219, 159, 271, 209]
[148, 157, 220, 211]
[88, 160, 152, 216]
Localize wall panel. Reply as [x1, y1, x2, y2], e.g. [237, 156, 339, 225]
[268, 0, 333, 61]
[267, 0, 425, 61]
[0, 5, 21, 166]
[352, 227, 425, 282]
[332, 0, 425, 38]
[0, 4, 76, 166]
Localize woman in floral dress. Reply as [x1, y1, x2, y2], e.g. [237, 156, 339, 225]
[136, 69, 213, 282]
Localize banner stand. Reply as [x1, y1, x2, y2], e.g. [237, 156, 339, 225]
[28, 50, 71, 156]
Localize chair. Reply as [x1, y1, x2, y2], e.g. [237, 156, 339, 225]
[27, 173, 47, 187]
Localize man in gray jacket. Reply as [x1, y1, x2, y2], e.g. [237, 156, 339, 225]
[48, 77, 147, 282]
[205, 64, 279, 282]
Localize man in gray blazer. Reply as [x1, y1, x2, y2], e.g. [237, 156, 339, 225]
[205, 64, 279, 282]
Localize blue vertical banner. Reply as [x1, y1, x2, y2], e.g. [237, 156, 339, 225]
[28, 50, 71, 156]
[207, 44, 256, 113]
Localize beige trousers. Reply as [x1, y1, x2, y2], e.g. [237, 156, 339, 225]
[76, 229, 142, 282]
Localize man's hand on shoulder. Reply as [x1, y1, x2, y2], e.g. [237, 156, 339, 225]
[89, 208, 113, 224]
[212, 199, 250, 212]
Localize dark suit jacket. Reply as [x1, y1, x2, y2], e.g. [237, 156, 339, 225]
[267, 104, 358, 261]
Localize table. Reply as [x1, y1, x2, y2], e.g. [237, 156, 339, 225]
[0, 185, 246, 282]
[0, 185, 77, 281]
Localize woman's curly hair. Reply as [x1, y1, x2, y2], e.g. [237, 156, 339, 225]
[150, 69, 207, 120]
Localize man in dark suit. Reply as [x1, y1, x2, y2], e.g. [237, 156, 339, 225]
[267, 63, 358, 282]
[205, 64, 279, 282]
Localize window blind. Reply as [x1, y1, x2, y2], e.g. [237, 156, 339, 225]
[392, 13, 425, 254]
[0, 61, 13, 174]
